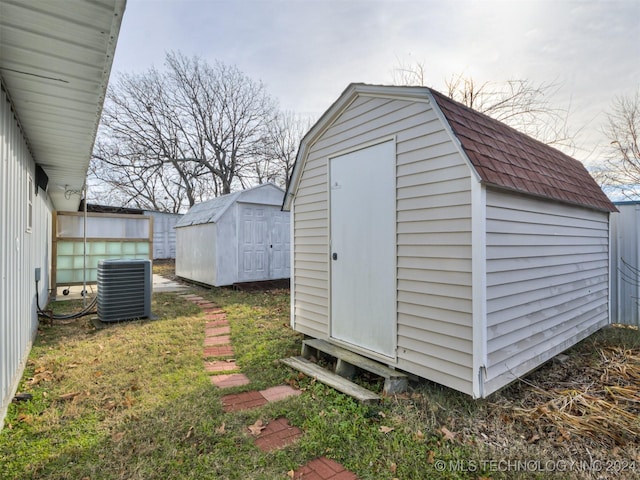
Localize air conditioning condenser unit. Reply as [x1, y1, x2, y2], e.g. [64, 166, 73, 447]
[97, 259, 152, 322]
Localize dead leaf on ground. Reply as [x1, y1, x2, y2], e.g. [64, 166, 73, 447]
[378, 411, 386, 418]
[440, 426, 456, 441]
[216, 423, 226, 434]
[30, 371, 53, 385]
[390, 462, 397, 473]
[287, 470, 295, 479]
[248, 419, 266, 436]
[17, 414, 33, 424]
[415, 429, 425, 440]
[185, 426, 194, 439]
[379, 425, 394, 434]
[59, 391, 81, 401]
[427, 450, 436, 464]
[112, 431, 124, 442]
[122, 394, 135, 408]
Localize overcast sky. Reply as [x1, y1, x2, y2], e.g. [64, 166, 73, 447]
[110, 0, 639, 164]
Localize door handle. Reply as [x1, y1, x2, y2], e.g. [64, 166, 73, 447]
[332, 252, 338, 261]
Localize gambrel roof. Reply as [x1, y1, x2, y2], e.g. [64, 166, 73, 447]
[430, 89, 616, 212]
[177, 183, 285, 228]
[284, 83, 616, 213]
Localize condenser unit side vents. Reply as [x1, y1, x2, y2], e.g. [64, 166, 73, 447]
[97, 259, 152, 322]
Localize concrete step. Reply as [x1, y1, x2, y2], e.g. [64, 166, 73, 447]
[280, 356, 380, 404]
[302, 338, 408, 394]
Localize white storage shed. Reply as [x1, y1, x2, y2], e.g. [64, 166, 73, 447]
[283, 83, 616, 398]
[176, 184, 290, 287]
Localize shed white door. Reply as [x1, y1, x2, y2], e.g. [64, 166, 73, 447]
[270, 211, 290, 280]
[330, 140, 396, 358]
[238, 205, 290, 282]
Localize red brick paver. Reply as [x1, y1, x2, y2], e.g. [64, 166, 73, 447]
[260, 385, 302, 402]
[205, 360, 239, 373]
[205, 320, 229, 328]
[198, 302, 218, 309]
[210, 373, 250, 388]
[293, 457, 358, 480]
[204, 335, 231, 346]
[254, 418, 303, 452]
[205, 326, 231, 337]
[205, 313, 227, 322]
[222, 391, 268, 412]
[203, 345, 234, 358]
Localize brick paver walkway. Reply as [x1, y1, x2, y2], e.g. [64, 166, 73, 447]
[292, 457, 358, 479]
[179, 292, 357, 479]
[254, 417, 303, 452]
[221, 385, 301, 412]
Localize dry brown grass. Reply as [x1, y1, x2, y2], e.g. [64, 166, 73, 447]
[449, 325, 640, 479]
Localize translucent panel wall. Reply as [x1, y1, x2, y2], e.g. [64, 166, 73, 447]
[57, 214, 150, 239]
[54, 212, 152, 286]
[56, 241, 150, 284]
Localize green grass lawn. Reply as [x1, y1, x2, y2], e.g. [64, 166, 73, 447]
[1, 283, 639, 479]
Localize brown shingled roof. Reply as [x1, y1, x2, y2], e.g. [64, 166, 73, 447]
[430, 89, 616, 212]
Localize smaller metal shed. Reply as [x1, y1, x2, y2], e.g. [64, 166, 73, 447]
[610, 201, 640, 326]
[175, 184, 290, 287]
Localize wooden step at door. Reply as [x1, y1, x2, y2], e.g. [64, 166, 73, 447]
[280, 356, 380, 404]
[302, 338, 408, 394]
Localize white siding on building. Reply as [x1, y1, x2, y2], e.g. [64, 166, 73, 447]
[175, 223, 218, 286]
[610, 203, 640, 326]
[1, 89, 53, 429]
[292, 95, 474, 394]
[145, 211, 182, 259]
[484, 190, 610, 395]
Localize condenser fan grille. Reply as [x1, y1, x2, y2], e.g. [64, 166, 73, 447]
[97, 259, 152, 322]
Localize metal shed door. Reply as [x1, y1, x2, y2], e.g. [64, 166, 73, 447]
[238, 206, 290, 282]
[238, 205, 269, 282]
[270, 211, 290, 280]
[330, 140, 396, 358]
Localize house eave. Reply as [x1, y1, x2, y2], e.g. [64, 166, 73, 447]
[0, 0, 127, 211]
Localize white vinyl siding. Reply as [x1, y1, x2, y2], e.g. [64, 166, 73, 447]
[292, 95, 474, 393]
[484, 190, 609, 395]
[1, 88, 53, 429]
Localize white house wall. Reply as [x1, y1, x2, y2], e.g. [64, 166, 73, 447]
[484, 189, 610, 395]
[1, 89, 53, 429]
[175, 223, 218, 286]
[292, 95, 475, 395]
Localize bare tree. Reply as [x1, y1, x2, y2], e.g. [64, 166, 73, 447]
[90, 52, 279, 211]
[252, 111, 314, 189]
[593, 88, 640, 199]
[444, 73, 574, 149]
[390, 56, 428, 87]
[391, 60, 575, 150]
